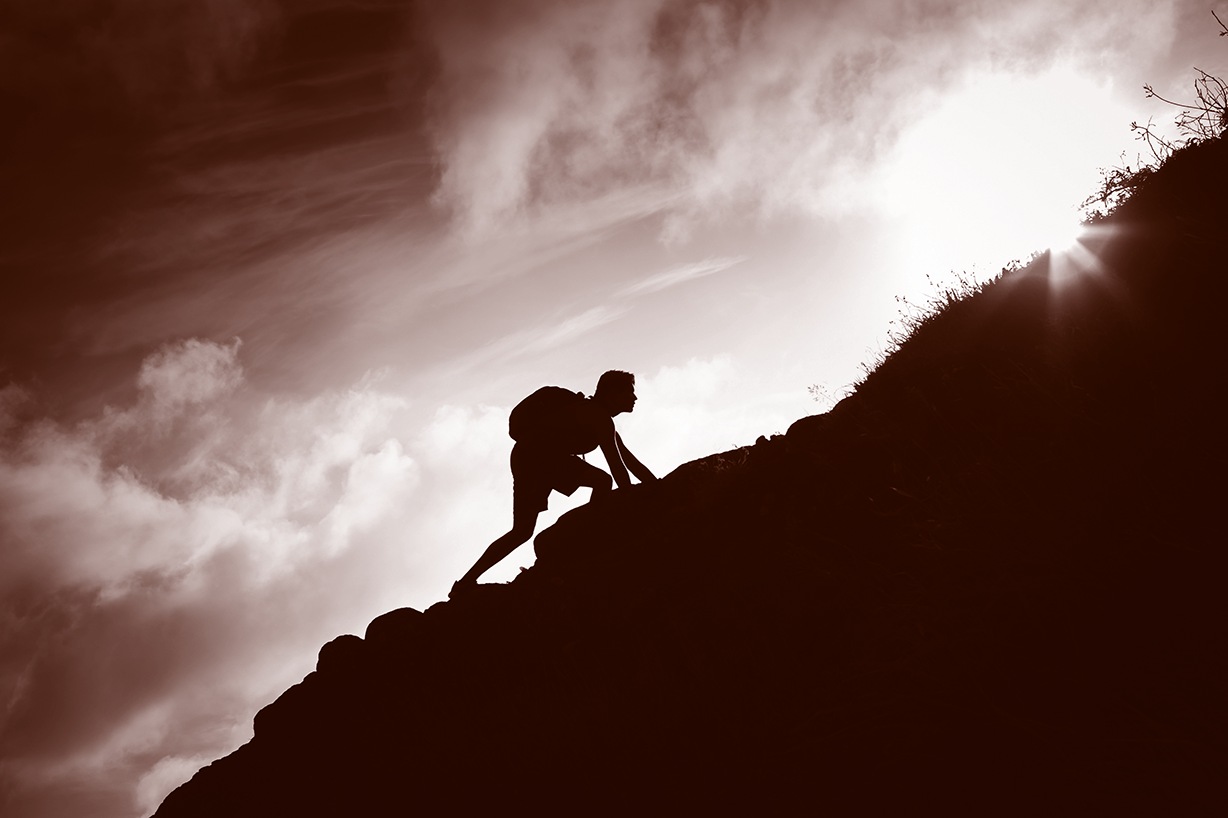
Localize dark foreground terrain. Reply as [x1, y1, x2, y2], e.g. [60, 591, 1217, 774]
[157, 137, 1226, 816]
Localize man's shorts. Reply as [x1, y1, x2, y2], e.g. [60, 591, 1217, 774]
[511, 442, 606, 516]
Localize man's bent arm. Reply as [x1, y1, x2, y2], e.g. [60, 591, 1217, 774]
[615, 433, 657, 482]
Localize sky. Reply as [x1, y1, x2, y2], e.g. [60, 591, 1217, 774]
[1, 1, 1225, 815]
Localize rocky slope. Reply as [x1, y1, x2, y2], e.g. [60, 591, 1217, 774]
[156, 137, 1227, 816]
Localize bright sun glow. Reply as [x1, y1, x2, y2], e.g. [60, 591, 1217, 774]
[1045, 219, 1086, 254]
[881, 63, 1132, 277]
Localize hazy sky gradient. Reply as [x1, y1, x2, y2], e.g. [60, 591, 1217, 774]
[2, 1, 1225, 815]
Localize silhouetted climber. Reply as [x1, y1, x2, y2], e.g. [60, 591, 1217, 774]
[450, 370, 656, 598]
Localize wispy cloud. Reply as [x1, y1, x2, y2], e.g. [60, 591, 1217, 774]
[619, 255, 748, 297]
[456, 306, 628, 374]
[0, 0, 281, 108]
[519, 307, 626, 356]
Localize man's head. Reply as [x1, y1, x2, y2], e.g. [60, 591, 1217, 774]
[594, 370, 636, 416]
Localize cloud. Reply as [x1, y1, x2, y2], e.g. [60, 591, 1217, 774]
[0, 1, 436, 396]
[3, 337, 735, 816]
[457, 306, 629, 373]
[407, 404, 516, 566]
[136, 338, 244, 416]
[0, 0, 281, 110]
[0, 340, 418, 816]
[607, 354, 805, 478]
[418, 0, 1177, 237]
[134, 753, 212, 817]
[619, 255, 747, 296]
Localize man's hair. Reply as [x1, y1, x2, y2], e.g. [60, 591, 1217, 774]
[595, 370, 634, 397]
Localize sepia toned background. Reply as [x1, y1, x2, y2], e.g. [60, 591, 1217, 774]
[1, 1, 1224, 815]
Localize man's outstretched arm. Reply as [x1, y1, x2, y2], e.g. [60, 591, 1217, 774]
[615, 433, 657, 482]
[599, 430, 633, 490]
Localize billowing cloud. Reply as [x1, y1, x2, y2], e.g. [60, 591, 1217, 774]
[0, 340, 417, 816]
[420, 0, 1176, 236]
[136, 338, 245, 417]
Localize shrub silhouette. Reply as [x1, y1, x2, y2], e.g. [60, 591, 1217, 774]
[1084, 11, 1228, 218]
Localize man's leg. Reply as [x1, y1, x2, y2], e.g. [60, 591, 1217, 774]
[574, 460, 613, 502]
[453, 507, 539, 590]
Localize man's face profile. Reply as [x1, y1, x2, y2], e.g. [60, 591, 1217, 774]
[614, 386, 637, 415]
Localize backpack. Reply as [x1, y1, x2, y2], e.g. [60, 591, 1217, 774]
[509, 386, 600, 454]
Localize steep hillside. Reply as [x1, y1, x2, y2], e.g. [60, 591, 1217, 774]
[156, 137, 1227, 816]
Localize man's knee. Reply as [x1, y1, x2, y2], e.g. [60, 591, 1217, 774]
[591, 470, 612, 492]
[508, 511, 538, 544]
